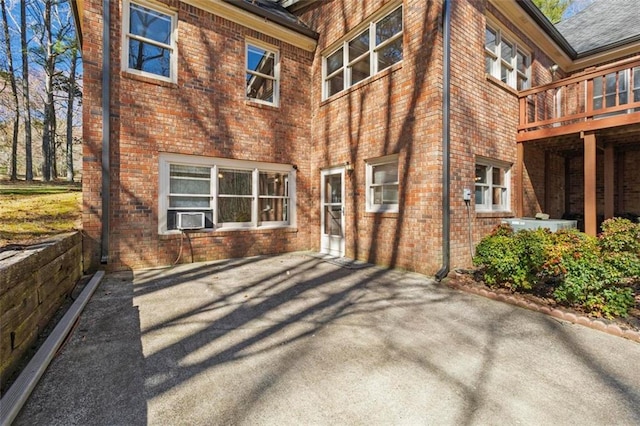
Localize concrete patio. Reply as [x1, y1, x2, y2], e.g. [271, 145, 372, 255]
[14, 253, 640, 425]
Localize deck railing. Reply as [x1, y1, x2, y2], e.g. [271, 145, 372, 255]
[518, 56, 640, 141]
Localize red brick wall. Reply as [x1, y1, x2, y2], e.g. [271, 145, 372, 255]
[296, 0, 559, 275]
[83, 0, 559, 275]
[301, 0, 444, 275]
[82, 0, 314, 271]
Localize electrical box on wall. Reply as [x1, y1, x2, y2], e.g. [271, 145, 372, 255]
[463, 188, 472, 201]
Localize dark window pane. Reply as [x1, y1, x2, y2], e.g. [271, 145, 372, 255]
[372, 162, 398, 184]
[517, 50, 528, 74]
[475, 186, 485, 205]
[349, 30, 369, 62]
[485, 27, 497, 51]
[246, 73, 274, 102]
[376, 7, 402, 45]
[170, 178, 210, 195]
[324, 205, 342, 236]
[351, 57, 370, 85]
[259, 198, 287, 222]
[259, 172, 287, 196]
[492, 167, 503, 186]
[328, 72, 344, 96]
[326, 48, 343, 75]
[130, 3, 171, 44]
[218, 197, 252, 222]
[372, 184, 398, 205]
[170, 165, 210, 178]
[501, 39, 513, 61]
[128, 39, 170, 77]
[475, 165, 487, 184]
[218, 169, 252, 195]
[377, 37, 402, 71]
[169, 196, 210, 208]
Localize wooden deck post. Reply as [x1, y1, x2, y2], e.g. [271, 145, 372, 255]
[582, 132, 597, 236]
[604, 144, 615, 220]
[516, 142, 524, 217]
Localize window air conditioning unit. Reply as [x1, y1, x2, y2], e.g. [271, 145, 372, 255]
[176, 212, 205, 230]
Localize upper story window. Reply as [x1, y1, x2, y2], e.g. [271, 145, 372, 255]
[475, 158, 511, 212]
[323, 5, 403, 99]
[366, 155, 399, 213]
[485, 24, 530, 90]
[246, 41, 279, 106]
[123, 0, 177, 82]
[159, 154, 296, 233]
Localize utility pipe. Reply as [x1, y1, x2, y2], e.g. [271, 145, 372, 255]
[100, 0, 110, 264]
[435, 0, 451, 282]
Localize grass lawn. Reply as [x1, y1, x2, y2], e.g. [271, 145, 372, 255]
[0, 181, 82, 248]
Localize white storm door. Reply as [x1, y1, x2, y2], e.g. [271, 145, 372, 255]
[320, 168, 345, 257]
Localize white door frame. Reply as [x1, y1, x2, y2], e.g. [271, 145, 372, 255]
[320, 167, 345, 257]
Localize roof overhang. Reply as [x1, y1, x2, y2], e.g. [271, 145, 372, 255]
[184, 0, 318, 51]
[506, 0, 640, 72]
[489, 0, 574, 71]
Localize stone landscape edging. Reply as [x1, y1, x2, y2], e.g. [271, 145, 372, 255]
[446, 279, 640, 344]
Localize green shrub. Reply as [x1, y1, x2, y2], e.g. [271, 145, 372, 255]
[473, 224, 637, 319]
[473, 233, 527, 289]
[599, 217, 640, 255]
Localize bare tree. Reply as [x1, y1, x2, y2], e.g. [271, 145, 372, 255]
[1, 0, 19, 180]
[65, 41, 78, 181]
[20, 0, 33, 180]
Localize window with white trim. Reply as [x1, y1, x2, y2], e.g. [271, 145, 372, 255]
[159, 154, 295, 233]
[485, 24, 530, 90]
[475, 159, 511, 212]
[123, 0, 177, 82]
[366, 155, 399, 213]
[323, 5, 403, 99]
[246, 42, 279, 105]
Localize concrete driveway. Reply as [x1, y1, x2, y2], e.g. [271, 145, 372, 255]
[15, 253, 640, 425]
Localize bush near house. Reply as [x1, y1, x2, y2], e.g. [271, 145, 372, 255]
[473, 218, 640, 319]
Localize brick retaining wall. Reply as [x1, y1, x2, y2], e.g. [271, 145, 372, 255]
[0, 232, 82, 392]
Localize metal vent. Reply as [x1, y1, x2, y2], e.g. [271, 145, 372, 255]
[176, 212, 205, 230]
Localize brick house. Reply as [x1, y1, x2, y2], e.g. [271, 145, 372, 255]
[71, 0, 640, 276]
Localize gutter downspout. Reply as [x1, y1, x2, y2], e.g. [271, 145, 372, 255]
[435, 0, 451, 282]
[100, 0, 110, 264]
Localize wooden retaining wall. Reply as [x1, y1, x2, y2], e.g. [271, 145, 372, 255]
[0, 232, 82, 392]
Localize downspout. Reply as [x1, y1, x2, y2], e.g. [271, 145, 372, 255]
[435, 0, 451, 282]
[100, 0, 110, 264]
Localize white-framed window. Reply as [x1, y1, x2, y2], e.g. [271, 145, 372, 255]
[475, 158, 511, 212]
[159, 154, 295, 233]
[485, 23, 530, 90]
[246, 41, 279, 106]
[366, 155, 399, 213]
[323, 5, 403, 99]
[122, 0, 177, 82]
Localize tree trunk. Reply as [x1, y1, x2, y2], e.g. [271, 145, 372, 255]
[1, 0, 19, 180]
[20, 0, 33, 180]
[41, 0, 53, 181]
[66, 45, 78, 182]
